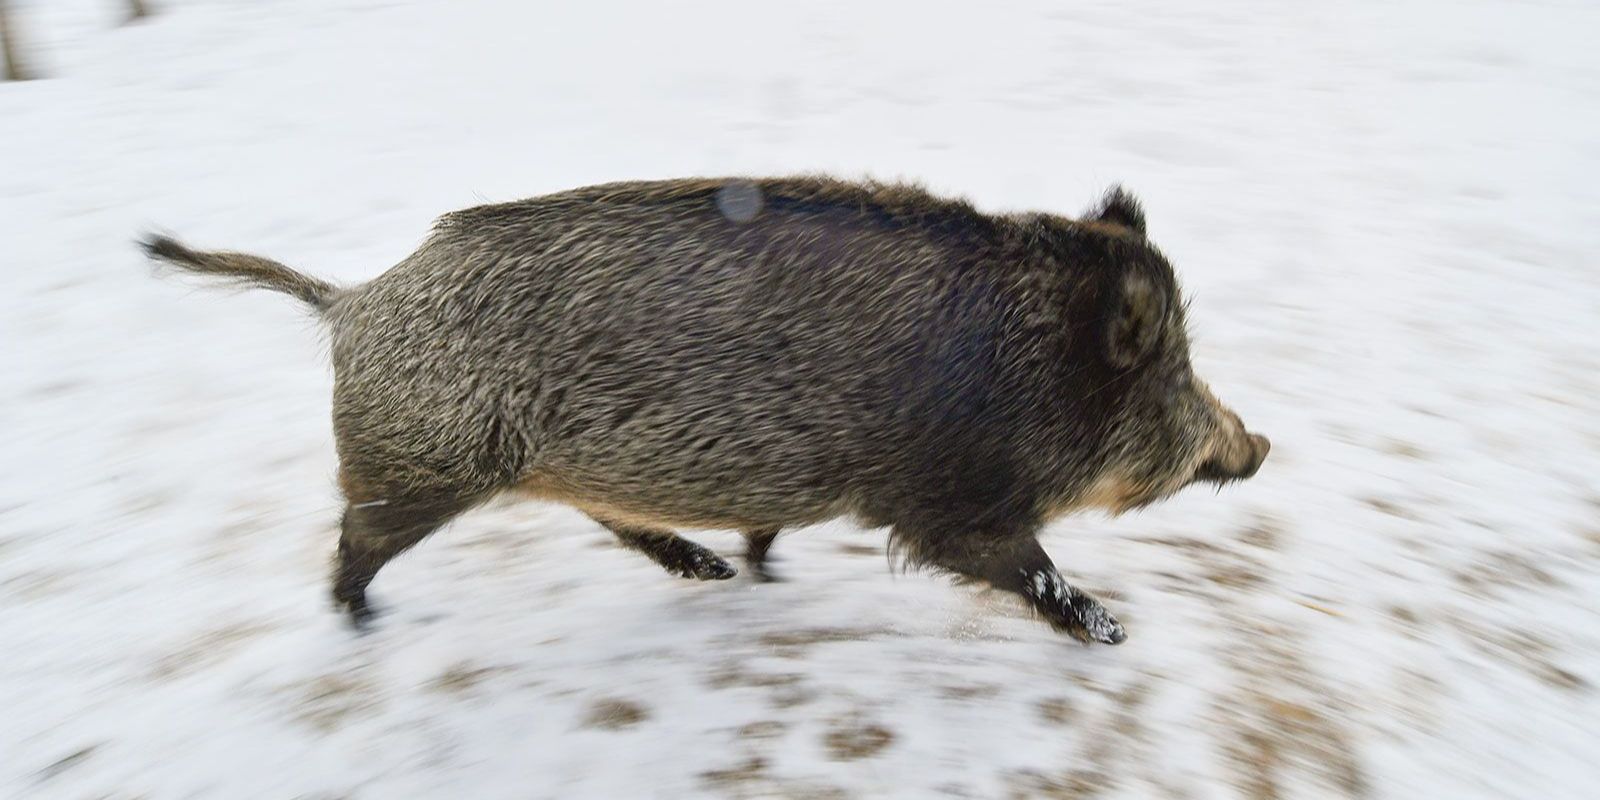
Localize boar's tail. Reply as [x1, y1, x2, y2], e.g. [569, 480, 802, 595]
[139, 234, 342, 312]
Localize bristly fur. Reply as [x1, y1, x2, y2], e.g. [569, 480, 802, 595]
[143, 175, 1269, 642]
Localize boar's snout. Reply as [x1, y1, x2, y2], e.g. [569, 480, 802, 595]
[1240, 433, 1271, 478]
[1193, 430, 1270, 486]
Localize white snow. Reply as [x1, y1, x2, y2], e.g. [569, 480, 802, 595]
[3, 0, 1599, 797]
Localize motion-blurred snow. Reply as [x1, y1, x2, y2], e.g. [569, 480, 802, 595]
[2, 1, 1598, 797]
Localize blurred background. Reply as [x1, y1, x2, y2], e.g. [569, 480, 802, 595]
[2, 0, 1597, 797]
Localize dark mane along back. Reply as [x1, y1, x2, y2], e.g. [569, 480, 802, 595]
[436, 176, 1003, 244]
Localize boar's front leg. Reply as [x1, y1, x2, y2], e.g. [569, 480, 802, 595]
[593, 516, 738, 581]
[923, 534, 1126, 645]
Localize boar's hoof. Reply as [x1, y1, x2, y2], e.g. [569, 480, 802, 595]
[660, 545, 738, 581]
[1060, 598, 1127, 646]
[1024, 570, 1127, 645]
[344, 599, 378, 630]
[332, 589, 378, 630]
[607, 524, 740, 581]
[682, 556, 738, 581]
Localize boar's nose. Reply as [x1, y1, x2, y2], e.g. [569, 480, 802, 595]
[1193, 432, 1270, 485]
[1239, 433, 1270, 480]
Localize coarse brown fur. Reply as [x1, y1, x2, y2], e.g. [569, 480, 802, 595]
[142, 175, 1270, 643]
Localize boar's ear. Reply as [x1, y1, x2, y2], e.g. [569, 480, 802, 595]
[1090, 186, 1147, 236]
[1105, 271, 1167, 369]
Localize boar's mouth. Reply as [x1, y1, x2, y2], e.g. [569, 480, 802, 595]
[1191, 458, 1244, 487]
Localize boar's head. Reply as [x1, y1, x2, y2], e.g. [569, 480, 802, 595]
[1069, 188, 1270, 514]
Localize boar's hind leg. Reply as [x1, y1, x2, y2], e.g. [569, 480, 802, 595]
[594, 516, 738, 581]
[743, 527, 781, 582]
[917, 534, 1126, 645]
[332, 490, 477, 628]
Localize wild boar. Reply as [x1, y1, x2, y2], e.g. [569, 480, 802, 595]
[143, 176, 1270, 644]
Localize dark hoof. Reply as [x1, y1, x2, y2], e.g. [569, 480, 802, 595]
[1054, 617, 1126, 646]
[346, 601, 378, 630]
[667, 549, 738, 581]
[694, 557, 739, 581]
[1025, 572, 1126, 645]
[333, 589, 378, 631]
[1058, 599, 1125, 646]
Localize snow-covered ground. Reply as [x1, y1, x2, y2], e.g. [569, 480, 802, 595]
[3, 0, 1598, 797]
